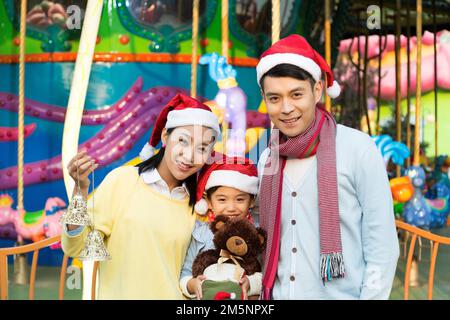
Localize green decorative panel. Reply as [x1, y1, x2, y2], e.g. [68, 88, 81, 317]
[229, 0, 302, 57]
[5, 0, 86, 52]
[116, 0, 218, 53]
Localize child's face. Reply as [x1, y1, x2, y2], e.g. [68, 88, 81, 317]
[207, 186, 255, 219]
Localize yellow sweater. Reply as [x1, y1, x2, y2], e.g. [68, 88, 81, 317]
[61, 166, 196, 299]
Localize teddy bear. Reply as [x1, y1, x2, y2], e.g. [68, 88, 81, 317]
[191, 215, 266, 300]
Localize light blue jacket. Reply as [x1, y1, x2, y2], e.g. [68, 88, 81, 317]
[257, 124, 400, 300]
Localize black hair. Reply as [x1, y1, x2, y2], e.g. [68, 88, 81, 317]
[136, 128, 197, 209]
[205, 186, 220, 200]
[259, 63, 316, 92]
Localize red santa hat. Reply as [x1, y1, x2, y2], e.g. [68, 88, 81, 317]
[256, 34, 341, 98]
[213, 291, 237, 300]
[194, 153, 259, 215]
[139, 93, 221, 161]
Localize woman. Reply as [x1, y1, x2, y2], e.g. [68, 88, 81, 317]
[61, 93, 221, 299]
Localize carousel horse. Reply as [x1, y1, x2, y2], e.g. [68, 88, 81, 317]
[199, 53, 247, 156]
[0, 194, 66, 247]
[390, 166, 449, 229]
[426, 155, 450, 201]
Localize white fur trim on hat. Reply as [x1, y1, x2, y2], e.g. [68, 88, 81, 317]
[327, 80, 341, 98]
[139, 142, 155, 161]
[194, 198, 209, 215]
[205, 170, 259, 195]
[256, 53, 322, 85]
[166, 108, 221, 137]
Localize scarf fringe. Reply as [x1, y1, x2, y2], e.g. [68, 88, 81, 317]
[320, 252, 345, 284]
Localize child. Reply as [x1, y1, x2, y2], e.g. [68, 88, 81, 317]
[179, 154, 262, 299]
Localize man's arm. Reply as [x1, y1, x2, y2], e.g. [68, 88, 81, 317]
[355, 141, 400, 300]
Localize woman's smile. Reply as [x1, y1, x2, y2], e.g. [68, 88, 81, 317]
[176, 160, 193, 172]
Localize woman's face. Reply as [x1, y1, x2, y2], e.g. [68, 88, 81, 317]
[161, 125, 216, 181]
[207, 186, 255, 219]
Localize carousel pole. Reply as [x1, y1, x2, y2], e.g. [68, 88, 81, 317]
[269, 0, 280, 131]
[271, 0, 280, 43]
[376, 0, 383, 135]
[394, 0, 402, 177]
[432, 0, 438, 159]
[13, 0, 29, 286]
[406, 0, 412, 167]
[190, 0, 199, 98]
[414, 0, 422, 166]
[62, 0, 104, 197]
[324, 0, 331, 112]
[221, 0, 229, 60]
[61, 1, 104, 300]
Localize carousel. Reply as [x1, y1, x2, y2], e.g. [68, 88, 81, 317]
[0, 0, 449, 300]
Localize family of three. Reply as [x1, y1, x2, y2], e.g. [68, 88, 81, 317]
[62, 35, 399, 300]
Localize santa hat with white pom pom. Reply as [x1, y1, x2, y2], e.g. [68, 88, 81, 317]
[256, 34, 341, 98]
[194, 153, 258, 215]
[139, 93, 221, 161]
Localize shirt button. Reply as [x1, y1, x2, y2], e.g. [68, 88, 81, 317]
[291, 191, 297, 197]
[291, 219, 296, 225]
[290, 275, 295, 281]
[292, 247, 297, 253]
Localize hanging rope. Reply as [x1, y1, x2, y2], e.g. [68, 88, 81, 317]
[406, 0, 411, 166]
[17, 0, 27, 214]
[433, 0, 438, 159]
[376, 0, 383, 135]
[190, 0, 199, 98]
[271, 0, 280, 44]
[221, 0, 229, 60]
[324, 0, 331, 112]
[395, 0, 402, 177]
[363, 30, 371, 136]
[414, 0, 422, 166]
[357, 12, 362, 127]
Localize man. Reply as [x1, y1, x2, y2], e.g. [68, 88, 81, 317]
[256, 35, 399, 300]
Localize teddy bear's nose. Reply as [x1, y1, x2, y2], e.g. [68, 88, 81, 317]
[235, 239, 243, 246]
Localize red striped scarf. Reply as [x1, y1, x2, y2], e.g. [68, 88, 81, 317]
[259, 106, 345, 300]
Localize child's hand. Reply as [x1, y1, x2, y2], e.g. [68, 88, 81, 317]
[239, 276, 250, 300]
[187, 275, 207, 299]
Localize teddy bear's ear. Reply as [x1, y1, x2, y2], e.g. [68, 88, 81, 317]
[256, 227, 267, 248]
[210, 215, 229, 233]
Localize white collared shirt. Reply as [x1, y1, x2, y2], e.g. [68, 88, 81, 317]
[139, 167, 189, 200]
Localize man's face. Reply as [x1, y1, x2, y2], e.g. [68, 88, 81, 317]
[262, 76, 323, 137]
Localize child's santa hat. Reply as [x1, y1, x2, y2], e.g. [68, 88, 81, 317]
[194, 153, 259, 215]
[139, 93, 221, 161]
[256, 34, 341, 98]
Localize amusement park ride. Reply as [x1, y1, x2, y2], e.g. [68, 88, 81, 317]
[0, 0, 450, 300]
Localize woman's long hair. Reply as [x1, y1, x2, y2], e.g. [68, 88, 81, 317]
[136, 128, 198, 209]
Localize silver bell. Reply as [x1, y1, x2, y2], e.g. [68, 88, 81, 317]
[63, 191, 92, 226]
[79, 229, 111, 262]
